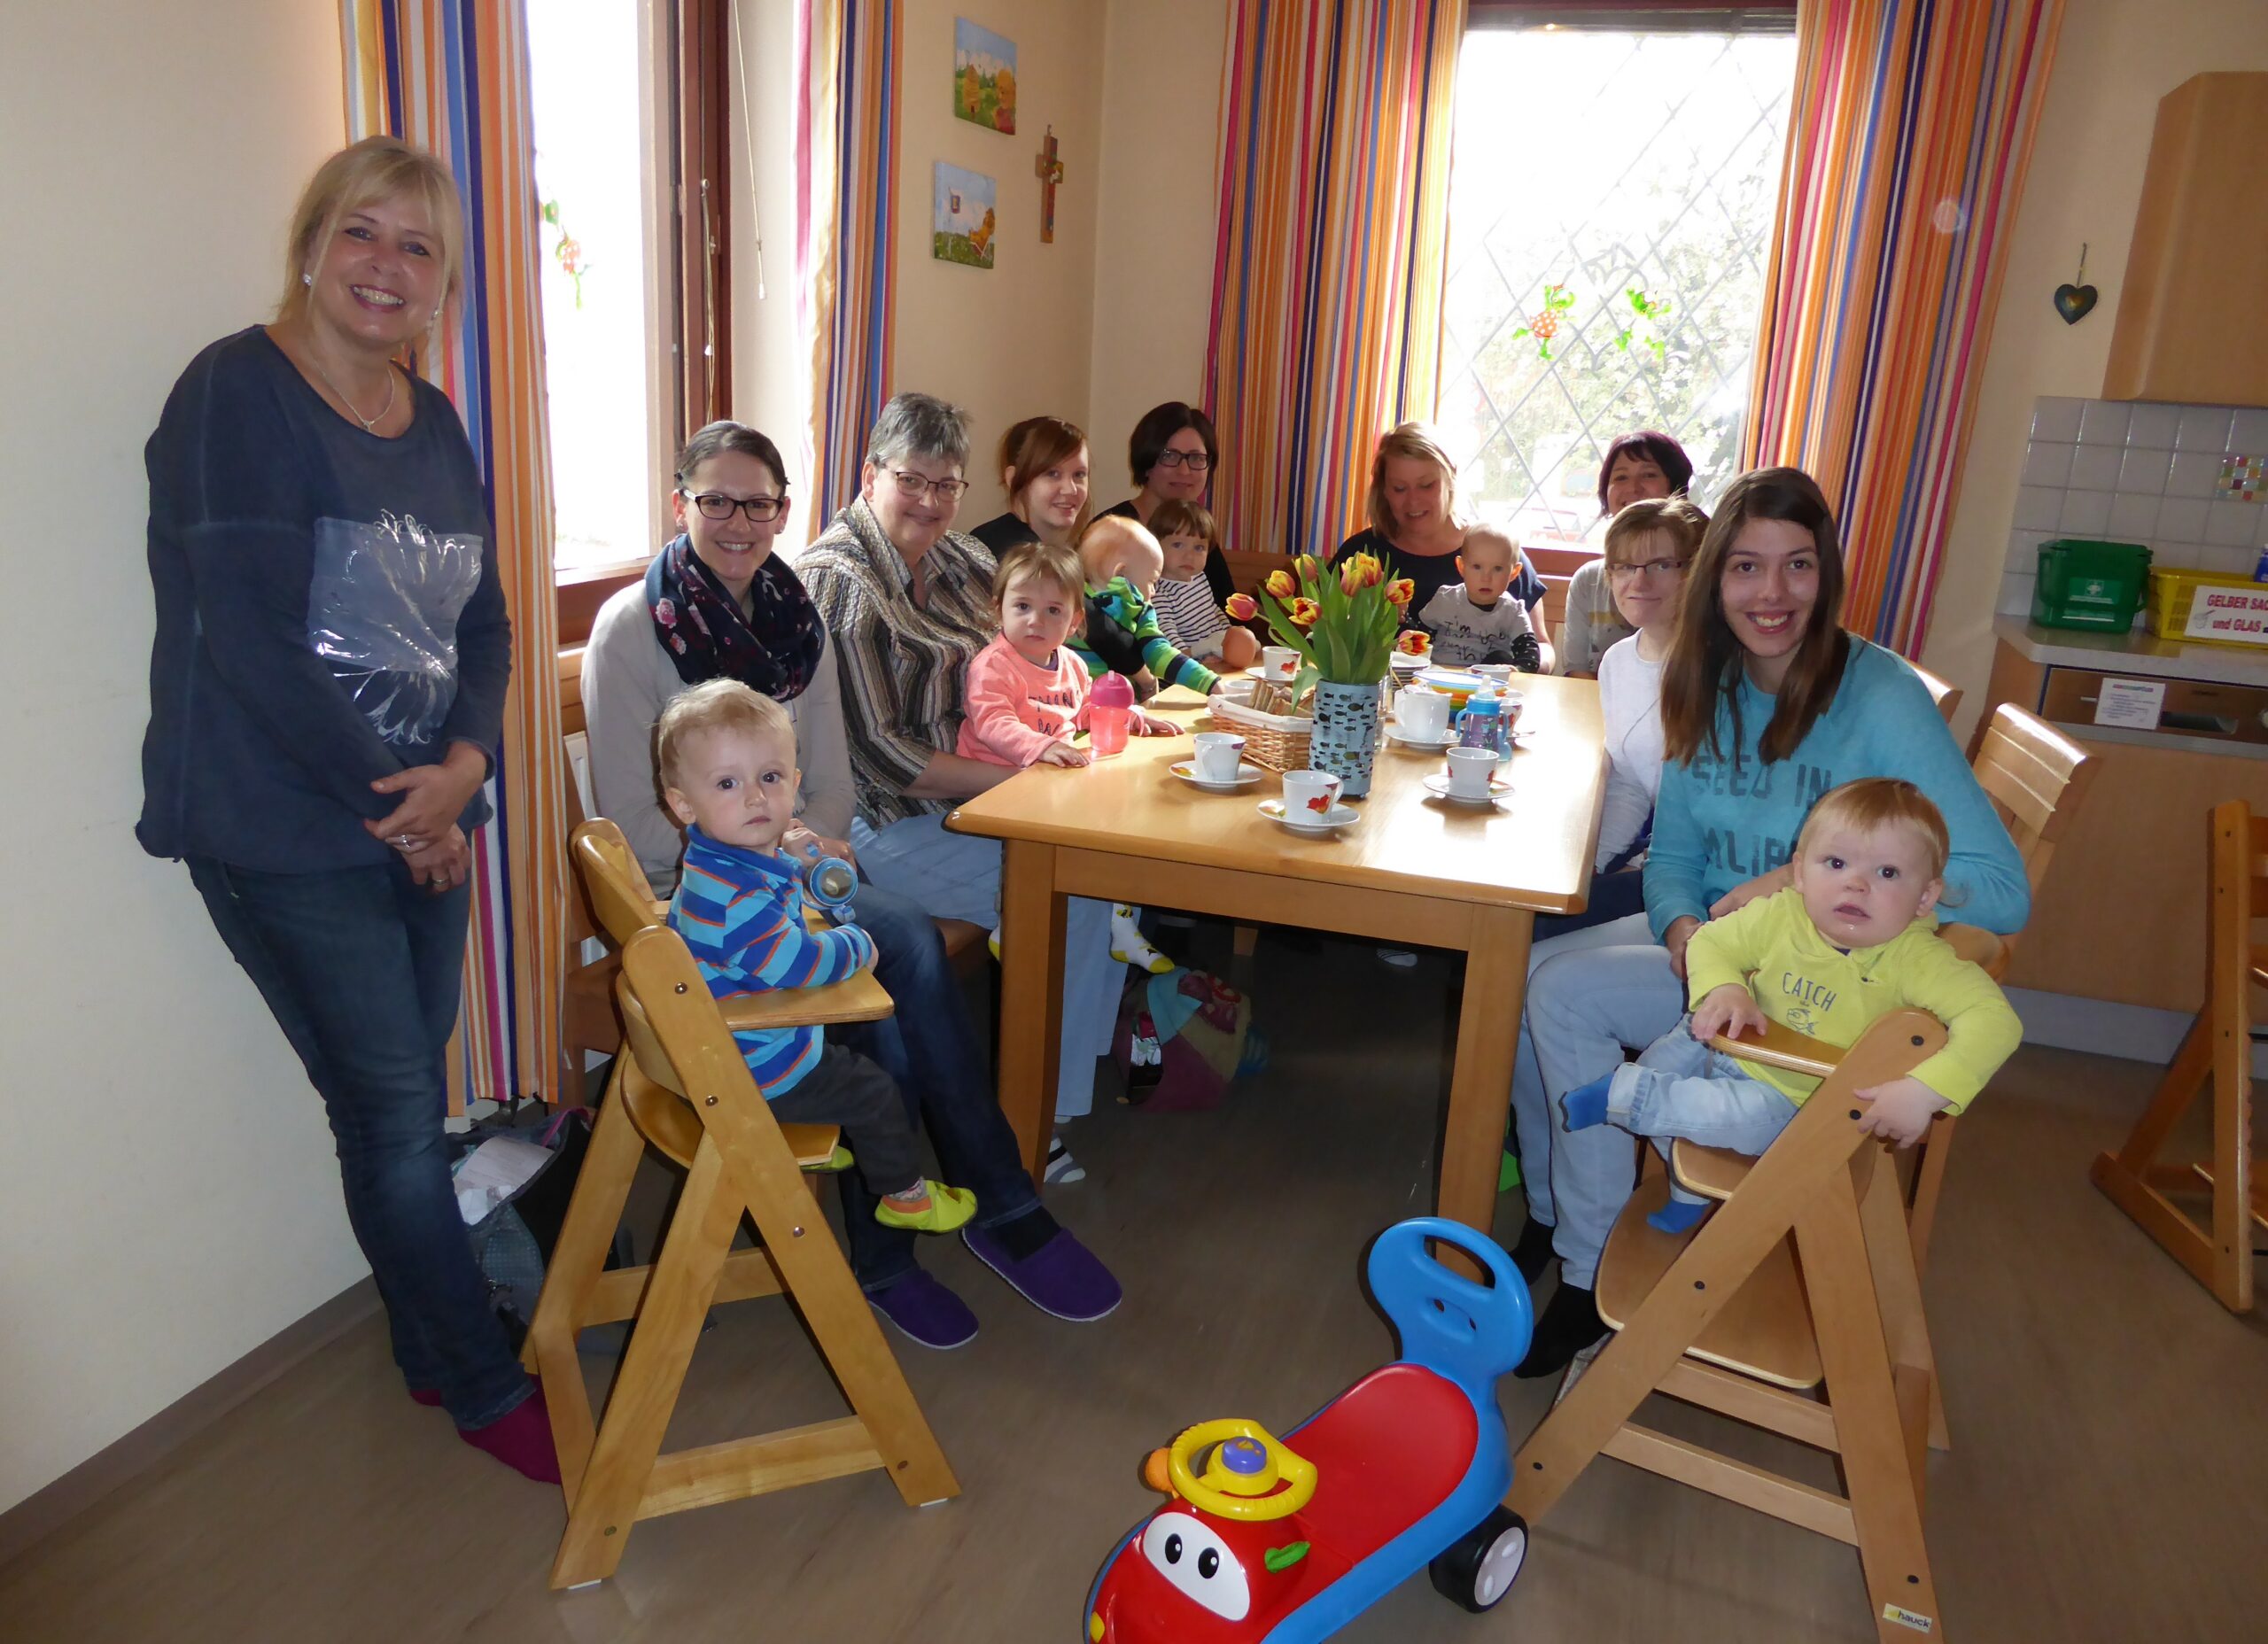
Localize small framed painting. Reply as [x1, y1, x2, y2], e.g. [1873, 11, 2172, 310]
[953, 19, 1015, 135]
[933, 162, 998, 269]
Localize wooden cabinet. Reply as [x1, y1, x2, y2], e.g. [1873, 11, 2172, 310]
[2102, 74, 2268, 407]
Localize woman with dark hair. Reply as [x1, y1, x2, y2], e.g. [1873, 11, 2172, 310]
[1505, 467, 2030, 1376]
[1336, 422, 1552, 670]
[1099, 400, 1238, 610]
[583, 417, 1121, 1353]
[139, 137, 550, 1479]
[967, 415, 1091, 554]
[1557, 430, 1696, 677]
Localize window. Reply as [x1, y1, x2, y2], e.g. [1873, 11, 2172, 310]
[1438, 15, 1797, 542]
[529, 0, 669, 573]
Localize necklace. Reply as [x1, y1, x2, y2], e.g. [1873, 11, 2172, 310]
[305, 349, 398, 432]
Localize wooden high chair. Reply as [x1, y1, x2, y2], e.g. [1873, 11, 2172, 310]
[524, 822, 957, 1587]
[2093, 800, 2263, 1311]
[1502, 705, 2094, 1642]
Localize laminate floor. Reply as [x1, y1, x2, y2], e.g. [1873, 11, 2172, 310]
[4, 930, 2264, 1643]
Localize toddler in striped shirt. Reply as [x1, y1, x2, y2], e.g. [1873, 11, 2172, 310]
[1146, 500, 1260, 673]
[658, 679, 974, 1233]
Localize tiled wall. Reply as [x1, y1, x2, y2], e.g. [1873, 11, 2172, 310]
[2000, 399, 2268, 620]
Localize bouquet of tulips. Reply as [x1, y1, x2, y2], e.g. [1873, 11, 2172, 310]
[1225, 551, 1415, 702]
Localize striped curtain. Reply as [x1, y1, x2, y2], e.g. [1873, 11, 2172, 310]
[1744, 0, 2066, 654]
[340, 1, 571, 1106]
[1205, 1, 1467, 558]
[796, 0, 902, 529]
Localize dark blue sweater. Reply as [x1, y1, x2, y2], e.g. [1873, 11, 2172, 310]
[138, 328, 510, 871]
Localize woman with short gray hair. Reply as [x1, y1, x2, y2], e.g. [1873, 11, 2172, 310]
[799, 392, 1128, 1302]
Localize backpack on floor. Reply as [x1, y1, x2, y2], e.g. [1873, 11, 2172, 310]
[1112, 965, 1268, 1113]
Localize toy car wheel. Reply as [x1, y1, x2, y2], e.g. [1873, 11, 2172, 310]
[1428, 1505, 1528, 1613]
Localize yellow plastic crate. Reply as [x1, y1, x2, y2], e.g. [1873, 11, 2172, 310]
[2148, 567, 2268, 647]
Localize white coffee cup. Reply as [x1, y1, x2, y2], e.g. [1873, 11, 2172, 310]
[1192, 731, 1247, 782]
[1261, 645, 1300, 683]
[1280, 768, 1345, 818]
[1497, 690, 1525, 732]
[1446, 746, 1497, 800]
[1395, 684, 1451, 741]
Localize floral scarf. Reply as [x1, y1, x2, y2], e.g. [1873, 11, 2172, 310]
[645, 534, 824, 702]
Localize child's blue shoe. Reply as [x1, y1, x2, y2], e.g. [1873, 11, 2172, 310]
[1559, 1071, 1618, 1131]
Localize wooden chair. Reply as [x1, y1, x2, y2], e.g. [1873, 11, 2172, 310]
[1511, 1012, 1954, 1643]
[524, 826, 956, 1587]
[2092, 800, 2263, 1311]
[1912, 660, 1961, 726]
[1503, 705, 2095, 1640]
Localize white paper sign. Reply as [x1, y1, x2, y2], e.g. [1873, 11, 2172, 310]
[2093, 678, 2164, 730]
[2183, 582, 2268, 645]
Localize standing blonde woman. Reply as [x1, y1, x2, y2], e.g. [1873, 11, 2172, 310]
[138, 137, 552, 1480]
[1337, 422, 1554, 671]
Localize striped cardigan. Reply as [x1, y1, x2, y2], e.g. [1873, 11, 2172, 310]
[668, 826, 877, 1097]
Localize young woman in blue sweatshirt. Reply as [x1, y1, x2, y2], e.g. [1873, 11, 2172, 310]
[1508, 468, 2029, 1376]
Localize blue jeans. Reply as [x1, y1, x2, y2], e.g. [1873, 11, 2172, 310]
[1612, 1021, 1800, 1204]
[831, 882, 1042, 1291]
[1517, 933, 1687, 1287]
[187, 856, 529, 1429]
[851, 813, 1122, 1121]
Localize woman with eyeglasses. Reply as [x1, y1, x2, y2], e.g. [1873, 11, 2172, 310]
[798, 392, 1128, 1330]
[1098, 400, 1238, 611]
[582, 415, 1121, 1353]
[1338, 422, 1554, 671]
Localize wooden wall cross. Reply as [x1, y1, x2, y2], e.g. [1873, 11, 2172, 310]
[1034, 124, 1063, 244]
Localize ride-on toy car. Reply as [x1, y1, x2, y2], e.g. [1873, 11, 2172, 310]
[1084, 1217, 1535, 1641]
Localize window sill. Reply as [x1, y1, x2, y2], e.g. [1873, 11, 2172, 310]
[556, 556, 646, 647]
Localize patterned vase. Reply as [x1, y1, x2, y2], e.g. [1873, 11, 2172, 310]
[1309, 679, 1381, 797]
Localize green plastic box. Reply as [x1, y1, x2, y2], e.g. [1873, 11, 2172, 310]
[2031, 539, 2152, 632]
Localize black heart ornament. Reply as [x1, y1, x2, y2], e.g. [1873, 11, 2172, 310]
[2053, 283, 2097, 324]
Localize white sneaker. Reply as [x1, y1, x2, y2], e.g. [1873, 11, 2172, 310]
[1045, 1137, 1087, 1184]
[1110, 903, 1176, 975]
[1376, 947, 1419, 970]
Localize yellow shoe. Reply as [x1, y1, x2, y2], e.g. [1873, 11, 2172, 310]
[874, 1181, 978, 1234]
[1109, 903, 1175, 974]
[804, 1144, 856, 1174]
[988, 927, 1002, 960]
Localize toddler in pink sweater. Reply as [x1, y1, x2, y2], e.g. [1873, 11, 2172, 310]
[958, 541, 1177, 976]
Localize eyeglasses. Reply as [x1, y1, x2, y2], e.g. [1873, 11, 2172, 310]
[883, 469, 969, 503]
[685, 490, 788, 523]
[1606, 557, 1683, 581]
[1153, 449, 1212, 471]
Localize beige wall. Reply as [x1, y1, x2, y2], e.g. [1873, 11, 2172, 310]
[889, 0, 1108, 525]
[0, 2, 366, 1514]
[1086, 0, 1228, 503]
[1922, 0, 2268, 732]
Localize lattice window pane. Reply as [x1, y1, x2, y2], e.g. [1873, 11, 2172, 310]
[1439, 27, 1797, 541]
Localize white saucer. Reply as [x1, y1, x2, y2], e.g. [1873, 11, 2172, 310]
[1386, 725, 1456, 750]
[1245, 665, 1299, 682]
[1170, 758, 1264, 791]
[1258, 797, 1359, 834]
[1424, 772, 1513, 807]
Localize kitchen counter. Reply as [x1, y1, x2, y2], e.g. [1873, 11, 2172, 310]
[1992, 613, 2268, 686]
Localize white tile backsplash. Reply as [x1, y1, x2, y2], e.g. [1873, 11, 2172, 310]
[2127, 403, 2182, 447]
[2069, 443, 2124, 490]
[2005, 395, 2266, 624]
[2079, 399, 2132, 446]
[2022, 440, 2074, 486]
[2177, 405, 2235, 453]
[2108, 492, 2161, 539]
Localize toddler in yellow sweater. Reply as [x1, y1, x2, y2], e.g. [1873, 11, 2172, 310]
[1563, 777, 2023, 1233]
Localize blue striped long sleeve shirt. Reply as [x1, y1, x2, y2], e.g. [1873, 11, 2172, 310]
[668, 826, 878, 1097]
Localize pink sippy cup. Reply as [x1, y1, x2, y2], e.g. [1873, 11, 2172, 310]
[1089, 671, 1135, 756]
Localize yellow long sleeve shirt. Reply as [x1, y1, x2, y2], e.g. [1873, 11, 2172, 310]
[1684, 888, 2023, 1113]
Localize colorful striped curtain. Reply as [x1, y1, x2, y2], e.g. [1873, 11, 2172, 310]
[1744, 0, 2066, 654]
[796, 0, 902, 529]
[341, 1, 571, 1106]
[1205, 0, 1467, 558]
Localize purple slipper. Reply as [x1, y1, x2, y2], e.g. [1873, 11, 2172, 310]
[868, 1268, 979, 1350]
[963, 1224, 1122, 1322]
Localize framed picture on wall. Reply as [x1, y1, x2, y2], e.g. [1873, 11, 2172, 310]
[933, 162, 998, 269]
[953, 19, 1015, 135]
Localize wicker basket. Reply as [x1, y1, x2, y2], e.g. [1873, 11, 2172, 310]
[1204, 694, 1314, 772]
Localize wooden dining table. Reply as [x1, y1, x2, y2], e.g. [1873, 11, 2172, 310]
[944, 673, 1606, 1245]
